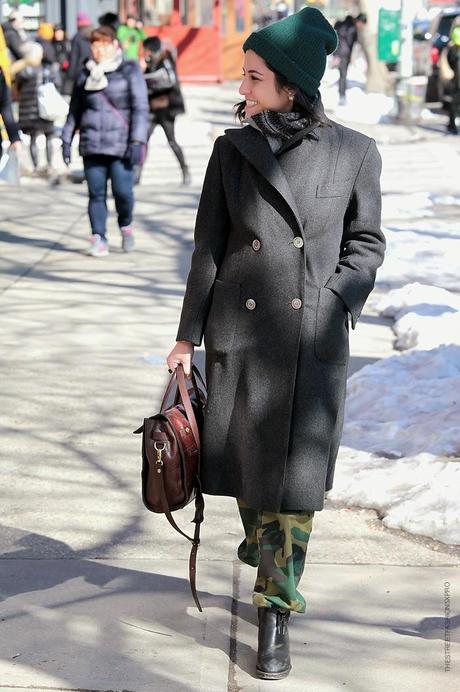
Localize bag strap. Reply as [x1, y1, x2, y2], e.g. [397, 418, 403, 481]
[153, 438, 204, 612]
[175, 365, 200, 450]
[161, 365, 205, 450]
[101, 91, 129, 130]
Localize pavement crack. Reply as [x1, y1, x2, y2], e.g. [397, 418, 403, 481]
[227, 559, 242, 692]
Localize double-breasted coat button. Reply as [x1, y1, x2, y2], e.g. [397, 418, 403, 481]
[252, 239, 261, 251]
[291, 298, 302, 309]
[292, 236, 304, 248]
[245, 298, 256, 311]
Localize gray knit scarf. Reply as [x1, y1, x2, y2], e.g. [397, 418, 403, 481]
[247, 109, 315, 152]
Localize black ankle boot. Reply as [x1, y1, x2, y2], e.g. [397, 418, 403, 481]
[256, 607, 291, 680]
[181, 166, 191, 185]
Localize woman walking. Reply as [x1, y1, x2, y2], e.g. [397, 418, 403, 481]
[167, 7, 385, 679]
[61, 25, 148, 256]
[15, 42, 58, 176]
[142, 36, 190, 185]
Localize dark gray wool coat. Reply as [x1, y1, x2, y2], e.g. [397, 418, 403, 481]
[176, 118, 385, 513]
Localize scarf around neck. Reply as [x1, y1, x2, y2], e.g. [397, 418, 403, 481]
[249, 110, 312, 141]
[85, 49, 123, 91]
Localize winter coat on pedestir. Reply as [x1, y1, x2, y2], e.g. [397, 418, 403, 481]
[16, 63, 60, 135]
[67, 26, 92, 83]
[61, 60, 149, 159]
[144, 51, 185, 118]
[176, 117, 385, 513]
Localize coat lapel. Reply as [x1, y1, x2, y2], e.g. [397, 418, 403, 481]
[224, 126, 304, 235]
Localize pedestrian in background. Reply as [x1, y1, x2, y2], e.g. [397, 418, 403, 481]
[333, 13, 366, 105]
[142, 36, 190, 185]
[68, 12, 92, 86]
[167, 7, 385, 680]
[0, 65, 21, 148]
[36, 23, 61, 91]
[36, 23, 57, 65]
[15, 42, 59, 176]
[61, 25, 148, 257]
[117, 14, 145, 61]
[446, 26, 460, 134]
[2, 9, 28, 61]
[98, 13, 120, 32]
[53, 25, 71, 94]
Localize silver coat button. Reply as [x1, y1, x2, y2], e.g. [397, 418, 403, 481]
[245, 298, 256, 311]
[252, 239, 261, 251]
[291, 298, 302, 310]
[292, 236, 304, 248]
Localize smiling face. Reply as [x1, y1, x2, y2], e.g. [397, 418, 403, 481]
[239, 49, 294, 117]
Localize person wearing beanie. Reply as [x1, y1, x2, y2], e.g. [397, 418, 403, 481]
[36, 22, 59, 73]
[167, 7, 385, 679]
[68, 13, 93, 84]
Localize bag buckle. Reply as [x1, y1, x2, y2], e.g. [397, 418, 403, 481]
[154, 441, 166, 472]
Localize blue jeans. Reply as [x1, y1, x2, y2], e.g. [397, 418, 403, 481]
[83, 155, 134, 238]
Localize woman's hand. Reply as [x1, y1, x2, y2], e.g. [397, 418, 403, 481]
[167, 340, 194, 376]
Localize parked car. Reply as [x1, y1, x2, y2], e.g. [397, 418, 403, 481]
[425, 7, 460, 103]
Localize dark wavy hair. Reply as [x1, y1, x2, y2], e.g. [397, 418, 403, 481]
[234, 59, 326, 126]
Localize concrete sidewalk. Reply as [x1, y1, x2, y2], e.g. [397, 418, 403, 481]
[0, 84, 459, 691]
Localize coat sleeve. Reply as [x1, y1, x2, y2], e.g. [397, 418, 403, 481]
[127, 62, 149, 144]
[324, 138, 385, 329]
[61, 75, 84, 145]
[176, 137, 231, 345]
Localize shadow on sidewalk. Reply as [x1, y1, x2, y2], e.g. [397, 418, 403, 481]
[0, 526, 239, 689]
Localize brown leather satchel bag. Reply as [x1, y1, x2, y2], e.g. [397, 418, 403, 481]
[134, 364, 206, 611]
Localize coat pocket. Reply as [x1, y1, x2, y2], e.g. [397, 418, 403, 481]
[314, 287, 349, 364]
[316, 179, 353, 198]
[204, 279, 241, 354]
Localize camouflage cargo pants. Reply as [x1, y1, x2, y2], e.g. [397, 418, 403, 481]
[237, 499, 315, 613]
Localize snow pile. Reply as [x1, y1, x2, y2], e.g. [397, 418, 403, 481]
[329, 283, 460, 545]
[376, 225, 458, 290]
[377, 283, 460, 350]
[342, 344, 460, 459]
[330, 449, 460, 545]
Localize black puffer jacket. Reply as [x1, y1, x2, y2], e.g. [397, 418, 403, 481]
[16, 64, 59, 135]
[62, 60, 149, 158]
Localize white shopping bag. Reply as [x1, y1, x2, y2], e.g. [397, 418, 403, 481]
[37, 82, 69, 121]
[0, 148, 20, 185]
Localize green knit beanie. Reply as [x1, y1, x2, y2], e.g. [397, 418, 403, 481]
[243, 7, 338, 98]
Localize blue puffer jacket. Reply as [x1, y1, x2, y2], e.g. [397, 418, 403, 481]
[62, 60, 149, 158]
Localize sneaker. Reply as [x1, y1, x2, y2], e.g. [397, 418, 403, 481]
[87, 234, 109, 257]
[121, 226, 135, 252]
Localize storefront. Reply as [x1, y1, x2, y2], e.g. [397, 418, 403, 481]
[120, 0, 286, 81]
